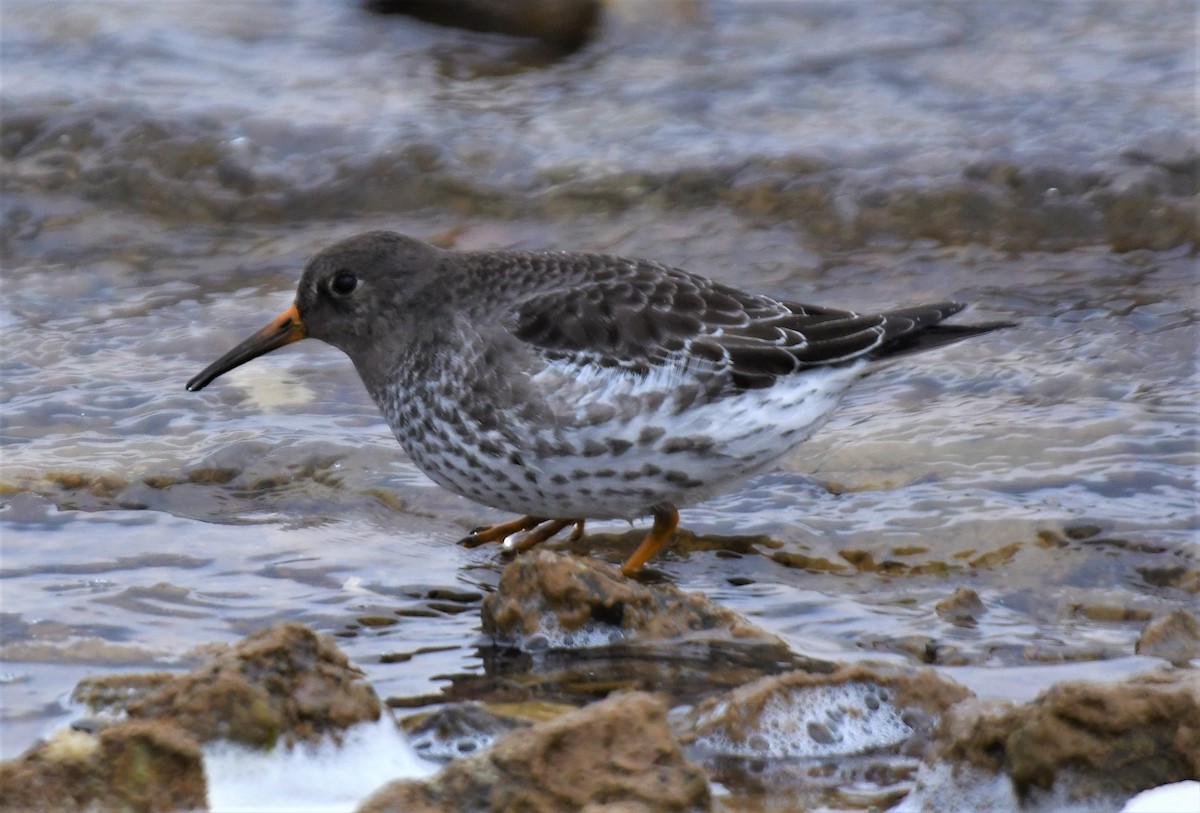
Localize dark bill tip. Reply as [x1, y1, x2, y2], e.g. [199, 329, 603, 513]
[186, 304, 307, 392]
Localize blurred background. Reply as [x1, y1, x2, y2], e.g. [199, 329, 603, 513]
[1, 0, 1196, 803]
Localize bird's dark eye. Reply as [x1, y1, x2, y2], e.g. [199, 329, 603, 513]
[329, 271, 358, 296]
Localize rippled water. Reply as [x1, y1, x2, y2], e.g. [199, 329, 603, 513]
[1, 2, 1196, 806]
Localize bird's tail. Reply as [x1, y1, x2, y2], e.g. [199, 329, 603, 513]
[873, 302, 1014, 360]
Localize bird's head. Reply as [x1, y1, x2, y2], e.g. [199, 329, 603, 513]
[186, 231, 442, 392]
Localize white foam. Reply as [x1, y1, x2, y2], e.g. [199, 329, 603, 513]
[890, 762, 1022, 813]
[1121, 781, 1200, 813]
[514, 613, 627, 651]
[695, 682, 912, 758]
[406, 704, 522, 762]
[203, 717, 438, 813]
[892, 765, 1200, 813]
[409, 728, 497, 762]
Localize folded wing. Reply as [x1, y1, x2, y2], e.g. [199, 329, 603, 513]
[504, 256, 995, 392]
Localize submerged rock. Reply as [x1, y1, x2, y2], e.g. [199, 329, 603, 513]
[73, 622, 381, 748]
[1135, 609, 1200, 667]
[402, 703, 531, 762]
[0, 721, 205, 813]
[934, 586, 987, 625]
[905, 669, 1200, 809]
[482, 549, 783, 647]
[360, 691, 710, 813]
[393, 634, 818, 714]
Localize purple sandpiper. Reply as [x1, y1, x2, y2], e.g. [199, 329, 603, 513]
[187, 232, 1010, 575]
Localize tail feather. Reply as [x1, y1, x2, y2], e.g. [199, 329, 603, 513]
[874, 302, 1014, 360]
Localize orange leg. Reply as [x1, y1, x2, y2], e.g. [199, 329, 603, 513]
[620, 504, 680, 577]
[511, 518, 582, 552]
[568, 520, 586, 541]
[459, 515, 546, 548]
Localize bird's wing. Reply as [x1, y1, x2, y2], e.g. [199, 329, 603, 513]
[502, 257, 938, 391]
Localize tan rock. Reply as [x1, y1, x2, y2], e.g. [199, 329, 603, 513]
[0, 720, 205, 813]
[1135, 608, 1200, 666]
[680, 664, 972, 759]
[929, 669, 1200, 798]
[482, 549, 781, 645]
[359, 691, 710, 813]
[73, 621, 380, 748]
[934, 586, 986, 624]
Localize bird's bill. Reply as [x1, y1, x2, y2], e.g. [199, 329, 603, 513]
[186, 304, 307, 392]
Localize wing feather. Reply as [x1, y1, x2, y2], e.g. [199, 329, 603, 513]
[501, 254, 978, 392]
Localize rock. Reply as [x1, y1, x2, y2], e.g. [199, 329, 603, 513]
[857, 633, 974, 666]
[359, 691, 710, 813]
[934, 586, 986, 624]
[1137, 563, 1200, 593]
[553, 526, 781, 563]
[73, 622, 380, 748]
[0, 721, 205, 813]
[2, 623, 382, 811]
[482, 549, 782, 646]
[402, 703, 531, 761]
[1075, 602, 1153, 622]
[389, 636, 824, 712]
[364, 0, 602, 51]
[1125, 129, 1200, 173]
[680, 664, 972, 760]
[924, 669, 1200, 801]
[1135, 609, 1200, 666]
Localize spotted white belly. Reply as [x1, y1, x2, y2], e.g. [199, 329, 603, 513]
[382, 354, 865, 521]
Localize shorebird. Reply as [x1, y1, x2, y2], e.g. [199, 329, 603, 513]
[188, 232, 1009, 575]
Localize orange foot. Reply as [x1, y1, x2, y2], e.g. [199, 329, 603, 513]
[461, 506, 679, 578]
[510, 518, 585, 552]
[620, 504, 679, 577]
[459, 516, 584, 550]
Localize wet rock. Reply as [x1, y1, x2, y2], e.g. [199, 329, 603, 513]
[1135, 609, 1200, 667]
[1124, 129, 1200, 176]
[935, 586, 986, 625]
[769, 549, 848, 572]
[71, 671, 178, 710]
[858, 633, 975, 666]
[925, 669, 1200, 801]
[1097, 184, 1198, 252]
[390, 636, 822, 712]
[360, 691, 709, 813]
[1137, 563, 1200, 593]
[1074, 602, 1153, 622]
[680, 664, 972, 761]
[402, 703, 531, 762]
[552, 526, 781, 562]
[482, 549, 783, 646]
[0, 721, 205, 813]
[73, 622, 380, 748]
[364, 0, 602, 51]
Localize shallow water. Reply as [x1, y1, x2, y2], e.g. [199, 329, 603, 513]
[1, 0, 1196, 807]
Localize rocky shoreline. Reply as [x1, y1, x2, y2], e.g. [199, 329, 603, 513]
[3, 550, 1196, 812]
